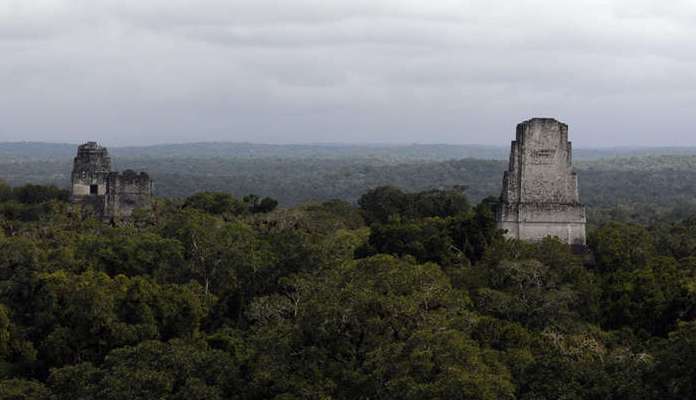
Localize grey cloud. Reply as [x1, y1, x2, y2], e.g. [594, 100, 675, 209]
[0, 0, 695, 146]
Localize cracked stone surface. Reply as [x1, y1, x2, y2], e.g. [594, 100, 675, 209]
[497, 118, 586, 245]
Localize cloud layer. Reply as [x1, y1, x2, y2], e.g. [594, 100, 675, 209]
[1, 0, 695, 146]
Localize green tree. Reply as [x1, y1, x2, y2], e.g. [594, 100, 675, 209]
[48, 340, 243, 400]
[519, 330, 653, 400]
[0, 180, 12, 203]
[183, 192, 246, 216]
[0, 237, 48, 327]
[358, 186, 471, 225]
[363, 217, 458, 265]
[590, 222, 655, 274]
[473, 237, 597, 330]
[161, 211, 232, 296]
[12, 184, 69, 205]
[163, 210, 275, 326]
[0, 304, 38, 380]
[653, 216, 696, 260]
[448, 202, 500, 263]
[0, 379, 50, 400]
[358, 186, 410, 225]
[410, 189, 470, 219]
[248, 255, 514, 399]
[28, 271, 203, 369]
[77, 230, 186, 281]
[601, 256, 685, 335]
[651, 321, 696, 399]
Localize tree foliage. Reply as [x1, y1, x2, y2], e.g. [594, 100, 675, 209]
[0, 182, 692, 398]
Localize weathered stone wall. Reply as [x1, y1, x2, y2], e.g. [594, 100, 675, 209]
[499, 203, 586, 244]
[104, 170, 153, 219]
[71, 142, 112, 199]
[498, 118, 586, 245]
[70, 142, 152, 220]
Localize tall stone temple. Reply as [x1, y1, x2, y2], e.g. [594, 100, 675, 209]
[70, 142, 153, 220]
[497, 118, 586, 246]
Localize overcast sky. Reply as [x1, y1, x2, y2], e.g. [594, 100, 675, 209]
[1, 0, 695, 146]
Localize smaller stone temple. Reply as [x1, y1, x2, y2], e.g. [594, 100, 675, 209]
[497, 118, 586, 246]
[70, 142, 152, 220]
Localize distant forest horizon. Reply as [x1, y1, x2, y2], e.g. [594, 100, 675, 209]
[3, 141, 696, 162]
[2, 141, 696, 228]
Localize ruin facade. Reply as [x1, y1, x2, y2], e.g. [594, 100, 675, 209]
[497, 118, 586, 246]
[71, 142, 153, 220]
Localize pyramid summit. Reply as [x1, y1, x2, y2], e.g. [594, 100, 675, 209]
[497, 118, 586, 245]
[70, 142, 153, 221]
